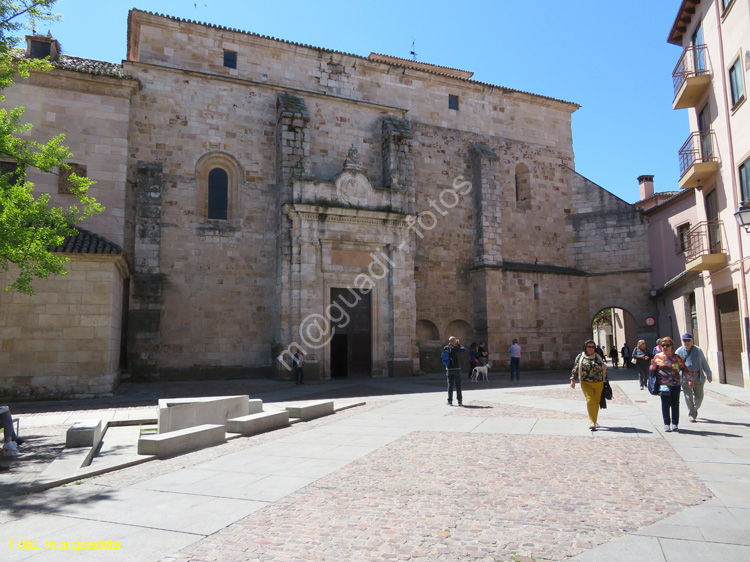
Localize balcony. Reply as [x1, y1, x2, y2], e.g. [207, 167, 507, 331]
[685, 221, 727, 271]
[678, 130, 719, 189]
[673, 45, 712, 109]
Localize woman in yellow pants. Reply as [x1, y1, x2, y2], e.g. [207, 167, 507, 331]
[570, 340, 608, 431]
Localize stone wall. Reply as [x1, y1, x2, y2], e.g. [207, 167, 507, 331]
[0, 257, 128, 399]
[4, 71, 136, 248]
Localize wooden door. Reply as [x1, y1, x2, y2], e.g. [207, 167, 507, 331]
[716, 290, 743, 387]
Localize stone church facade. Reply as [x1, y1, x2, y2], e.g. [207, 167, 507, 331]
[0, 10, 656, 398]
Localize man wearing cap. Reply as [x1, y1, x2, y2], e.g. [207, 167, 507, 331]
[675, 333, 712, 422]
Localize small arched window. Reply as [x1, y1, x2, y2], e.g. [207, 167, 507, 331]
[207, 168, 228, 220]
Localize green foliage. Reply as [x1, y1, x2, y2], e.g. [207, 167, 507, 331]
[593, 308, 612, 327]
[0, 0, 103, 295]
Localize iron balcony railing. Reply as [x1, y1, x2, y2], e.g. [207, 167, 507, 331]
[685, 220, 724, 262]
[678, 130, 717, 178]
[673, 44, 711, 96]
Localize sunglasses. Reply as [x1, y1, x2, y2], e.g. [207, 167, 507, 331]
[662, 344, 673, 348]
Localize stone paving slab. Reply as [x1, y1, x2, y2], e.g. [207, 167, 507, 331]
[450, 400, 586, 419]
[2, 517, 201, 562]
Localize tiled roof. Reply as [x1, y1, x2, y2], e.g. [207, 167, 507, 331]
[13, 50, 135, 80]
[55, 228, 123, 255]
[51, 55, 134, 79]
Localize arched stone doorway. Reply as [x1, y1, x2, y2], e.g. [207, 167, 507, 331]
[592, 307, 638, 367]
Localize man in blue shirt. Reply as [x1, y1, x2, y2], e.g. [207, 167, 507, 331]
[675, 333, 713, 422]
[443, 336, 466, 406]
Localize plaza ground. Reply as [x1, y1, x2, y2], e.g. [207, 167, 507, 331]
[2, 368, 750, 561]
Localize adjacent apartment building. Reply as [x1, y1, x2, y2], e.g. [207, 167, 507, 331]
[651, 0, 749, 387]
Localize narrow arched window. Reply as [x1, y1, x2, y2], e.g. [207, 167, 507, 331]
[208, 168, 228, 219]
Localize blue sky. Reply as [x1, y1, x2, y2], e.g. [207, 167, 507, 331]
[42, 0, 688, 203]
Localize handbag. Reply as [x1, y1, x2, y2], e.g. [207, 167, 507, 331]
[631, 356, 637, 364]
[647, 371, 660, 395]
[599, 380, 613, 409]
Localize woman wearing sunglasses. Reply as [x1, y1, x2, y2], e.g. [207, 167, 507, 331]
[570, 340, 608, 431]
[650, 336, 693, 433]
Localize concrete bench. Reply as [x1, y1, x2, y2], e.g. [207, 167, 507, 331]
[227, 410, 290, 436]
[66, 419, 103, 449]
[137, 424, 225, 456]
[286, 400, 334, 421]
[158, 396, 254, 433]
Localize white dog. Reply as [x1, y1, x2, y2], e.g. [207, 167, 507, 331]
[470, 365, 489, 382]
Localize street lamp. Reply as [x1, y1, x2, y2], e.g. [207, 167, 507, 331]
[734, 204, 750, 233]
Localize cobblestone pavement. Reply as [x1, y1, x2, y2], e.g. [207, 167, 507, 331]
[162, 431, 709, 562]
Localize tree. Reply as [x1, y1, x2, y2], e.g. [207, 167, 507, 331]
[0, 0, 102, 295]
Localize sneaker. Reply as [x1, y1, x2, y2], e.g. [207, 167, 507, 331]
[664, 425, 672, 432]
[689, 416, 696, 423]
[446, 401, 452, 406]
[671, 424, 679, 432]
[2, 441, 20, 458]
[14, 437, 24, 446]
[458, 402, 463, 407]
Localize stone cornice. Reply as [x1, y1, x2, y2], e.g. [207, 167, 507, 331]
[284, 203, 414, 227]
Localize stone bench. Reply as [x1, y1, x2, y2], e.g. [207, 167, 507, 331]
[137, 424, 225, 456]
[226, 410, 290, 436]
[158, 396, 257, 433]
[66, 419, 103, 449]
[286, 400, 334, 421]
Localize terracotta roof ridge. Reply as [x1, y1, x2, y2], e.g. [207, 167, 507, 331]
[129, 9, 579, 109]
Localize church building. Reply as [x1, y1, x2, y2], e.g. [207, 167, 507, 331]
[0, 10, 655, 398]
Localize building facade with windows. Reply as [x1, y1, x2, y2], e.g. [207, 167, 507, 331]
[654, 0, 750, 387]
[0, 10, 656, 398]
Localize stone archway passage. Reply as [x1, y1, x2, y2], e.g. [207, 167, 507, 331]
[591, 307, 638, 364]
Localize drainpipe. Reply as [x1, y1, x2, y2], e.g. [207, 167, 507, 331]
[714, 0, 750, 364]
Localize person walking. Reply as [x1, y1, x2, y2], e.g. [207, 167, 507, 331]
[675, 333, 712, 422]
[650, 336, 693, 433]
[469, 342, 481, 382]
[633, 340, 651, 390]
[478, 342, 489, 366]
[609, 346, 619, 369]
[653, 338, 663, 356]
[621, 343, 631, 369]
[293, 350, 306, 385]
[570, 340, 608, 431]
[443, 336, 466, 406]
[508, 339, 521, 381]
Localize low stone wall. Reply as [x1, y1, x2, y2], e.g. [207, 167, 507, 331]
[0, 256, 128, 400]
